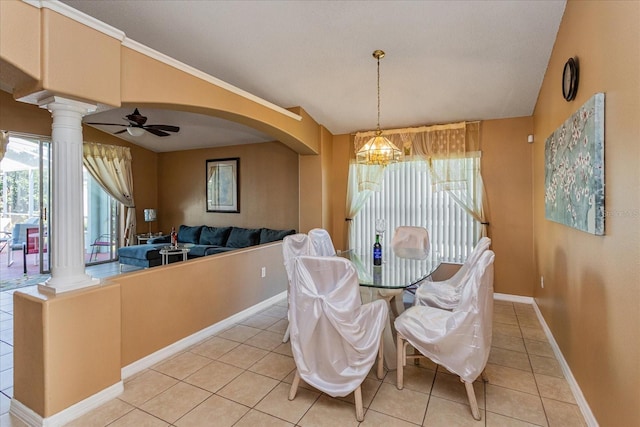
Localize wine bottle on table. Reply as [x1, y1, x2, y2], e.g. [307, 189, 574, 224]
[170, 227, 177, 248]
[373, 234, 382, 266]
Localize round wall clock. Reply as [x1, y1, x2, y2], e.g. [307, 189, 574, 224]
[562, 57, 579, 101]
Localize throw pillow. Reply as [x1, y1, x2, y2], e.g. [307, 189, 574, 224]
[199, 226, 232, 246]
[178, 225, 203, 244]
[226, 227, 261, 248]
[259, 228, 296, 244]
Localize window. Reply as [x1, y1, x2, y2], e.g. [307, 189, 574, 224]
[351, 158, 482, 264]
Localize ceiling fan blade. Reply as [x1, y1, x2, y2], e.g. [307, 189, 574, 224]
[144, 128, 170, 137]
[144, 124, 180, 132]
[85, 122, 127, 127]
[113, 129, 128, 135]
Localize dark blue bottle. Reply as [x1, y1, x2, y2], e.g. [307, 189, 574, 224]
[373, 234, 382, 266]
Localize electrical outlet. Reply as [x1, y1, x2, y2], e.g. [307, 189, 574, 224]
[540, 276, 544, 289]
[261, 267, 266, 278]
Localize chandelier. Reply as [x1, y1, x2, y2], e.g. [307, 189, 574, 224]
[356, 50, 401, 166]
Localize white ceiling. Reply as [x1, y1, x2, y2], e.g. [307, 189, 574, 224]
[61, 0, 566, 153]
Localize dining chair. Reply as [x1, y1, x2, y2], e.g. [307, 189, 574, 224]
[391, 226, 430, 259]
[308, 228, 336, 256]
[6, 222, 33, 267]
[89, 233, 114, 262]
[414, 236, 491, 309]
[281, 233, 314, 343]
[0, 231, 10, 254]
[389, 226, 430, 313]
[395, 250, 495, 420]
[288, 255, 387, 421]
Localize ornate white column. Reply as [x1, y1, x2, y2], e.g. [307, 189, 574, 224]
[38, 96, 100, 294]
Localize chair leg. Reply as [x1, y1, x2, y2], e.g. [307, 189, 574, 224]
[354, 385, 364, 422]
[463, 380, 481, 420]
[288, 370, 300, 401]
[376, 335, 384, 379]
[396, 334, 404, 390]
[282, 323, 290, 343]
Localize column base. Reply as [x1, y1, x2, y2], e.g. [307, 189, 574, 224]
[39, 275, 101, 295]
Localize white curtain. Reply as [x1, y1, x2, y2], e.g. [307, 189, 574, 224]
[429, 152, 489, 237]
[0, 131, 8, 162]
[83, 142, 136, 246]
[345, 161, 374, 247]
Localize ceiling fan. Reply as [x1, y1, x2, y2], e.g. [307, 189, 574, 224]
[86, 108, 180, 137]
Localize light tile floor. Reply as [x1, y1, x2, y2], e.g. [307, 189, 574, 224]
[1, 277, 587, 426]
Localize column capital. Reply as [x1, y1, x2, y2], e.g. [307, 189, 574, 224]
[38, 96, 97, 116]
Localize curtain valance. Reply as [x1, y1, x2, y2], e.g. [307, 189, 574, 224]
[353, 121, 480, 192]
[354, 121, 479, 160]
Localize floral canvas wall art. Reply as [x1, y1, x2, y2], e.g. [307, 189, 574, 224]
[545, 93, 605, 235]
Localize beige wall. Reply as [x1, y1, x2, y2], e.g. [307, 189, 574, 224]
[330, 134, 352, 250]
[14, 284, 121, 417]
[157, 141, 299, 233]
[481, 117, 535, 295]
[0, 0, 40, 93]
[117, 242, 287, 366]
[532, 1, 640, 426]
[299, 152, 323, 232]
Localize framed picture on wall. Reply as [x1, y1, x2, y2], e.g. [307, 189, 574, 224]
[206, 158, 240, 213]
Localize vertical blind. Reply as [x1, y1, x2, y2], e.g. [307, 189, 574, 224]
[351, 159, 481, 265]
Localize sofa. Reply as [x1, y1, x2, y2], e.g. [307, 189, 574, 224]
[118, 225, 295, 269]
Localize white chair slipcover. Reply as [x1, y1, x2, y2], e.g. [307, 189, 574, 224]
[283, 233, 314, 277]
[391, 226, 430, 259]
[288, 255, 388, 421]
[414, 236, 491, 309]
[395, 250, 495, 420]
[281, 233, 314, 343]
[308, 228, 337, 256]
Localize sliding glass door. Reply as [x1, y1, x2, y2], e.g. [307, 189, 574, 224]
[0, 134, 51, 275]
[84, 169, 119, 265]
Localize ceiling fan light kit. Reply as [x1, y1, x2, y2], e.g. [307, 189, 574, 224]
[126, 127, 145, 137]
[356, 49, 401, 166]
[86, 108, 180, 137]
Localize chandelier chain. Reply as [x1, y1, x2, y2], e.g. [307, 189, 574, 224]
[377, 54, 381, 131]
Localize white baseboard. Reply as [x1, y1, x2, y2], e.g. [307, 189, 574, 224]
[10, 381, 123, 427]
[494, 293, 598, 427]
[121, 290, 287, 379]
[493, 292, 534, 304]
